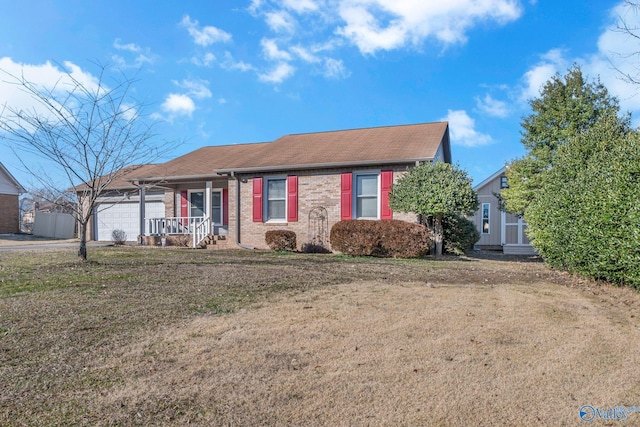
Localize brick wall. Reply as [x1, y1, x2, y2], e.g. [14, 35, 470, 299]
[0, 194, 20, 234]
[164, 190, 175, 218]
[231, 167, 418, 250]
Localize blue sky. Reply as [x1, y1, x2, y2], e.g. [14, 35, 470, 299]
[1, 0, 638, 188]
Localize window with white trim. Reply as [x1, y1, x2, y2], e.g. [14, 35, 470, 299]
[355, 173, 378, 219]
[482, 203, 490, 234]
[266, 178, 286, 221]
[211, 191, 222, 224]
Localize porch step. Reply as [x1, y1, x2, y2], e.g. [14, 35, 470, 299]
[203, 235, 230, 250]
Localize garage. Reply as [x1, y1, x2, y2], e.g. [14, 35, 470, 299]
[94, 200, 165, 241]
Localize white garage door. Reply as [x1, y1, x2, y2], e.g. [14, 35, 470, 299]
[95, 201, 165, 241]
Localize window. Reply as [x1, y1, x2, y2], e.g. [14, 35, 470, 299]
[341, 171, 393, 220]
[482, 203, 490, 234]
[211, 191, 222, 224]
[253, 176, 298, 223]
[355, 174, 378, 218]
[266, 178, 286, 221]
[189, 191, 204, 218]
[500, 176, 509, 189]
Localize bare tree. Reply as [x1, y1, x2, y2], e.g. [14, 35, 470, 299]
[614, 1, 640, 84]
[0, 63, 170, 260]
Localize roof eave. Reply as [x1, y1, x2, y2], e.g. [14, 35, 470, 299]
[214, 158, 435, 175]
[473, 166, 507, 191]
[125, 173, 227, 184]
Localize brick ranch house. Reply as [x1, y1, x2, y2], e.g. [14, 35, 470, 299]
[83, 122, 451, 250]
[0, 162, 26, 234]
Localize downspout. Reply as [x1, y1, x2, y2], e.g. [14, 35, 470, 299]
[233, 173, 255, 250]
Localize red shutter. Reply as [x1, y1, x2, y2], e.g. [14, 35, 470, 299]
[287, 175, 298, 222]
[341, 172, 353, 220]
[252, 177, 263, 222]
[222, 189, 229, 226]
[380, 170, 393, 220]
[180, 191, 188, 226]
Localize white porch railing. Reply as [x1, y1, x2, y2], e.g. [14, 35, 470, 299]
[146, 216, 210, 248]
[193, 216, 210, 249]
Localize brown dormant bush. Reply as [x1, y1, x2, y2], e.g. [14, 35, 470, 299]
[265, 230, 297, 251]
[330, 219, 431, 258]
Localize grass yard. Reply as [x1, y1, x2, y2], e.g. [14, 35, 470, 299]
[1, 247, 640, 426]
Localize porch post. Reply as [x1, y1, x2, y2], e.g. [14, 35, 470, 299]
[139, 186, 146, 241]
[205, 181, 212, 234]
[500, 210, 506, 246]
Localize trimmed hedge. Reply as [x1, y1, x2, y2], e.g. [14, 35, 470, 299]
[265, 230, 297, 251]
[330, 219, 431, 258]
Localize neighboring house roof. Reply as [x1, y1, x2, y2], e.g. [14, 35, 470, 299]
[0, 162, 26, 195]
[132, 122, 450, 181]
[473, 166, 507, 191]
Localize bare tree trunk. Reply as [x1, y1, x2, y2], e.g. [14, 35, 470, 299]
[78, 221, 87, 261]
[434, 213, 444, 256]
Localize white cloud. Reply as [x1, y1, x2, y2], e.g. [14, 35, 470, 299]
[589, 1, 640, 113]
[161, 93, 196, 117]
[336, 0, 522, 54]
[291, 45, 320, 63]
[519, 49, 566, 101]
[0, 58, 101, 119]
[221, 52, 254, 72]
[261, 38, 292, 61]
[173, 78, 212, 99]
[258, 62, 296, 83]
[112, 39, 156, 68]
[476, 94, 509, 118]
[514, 1, 640, 117]
[442, 109, 493, 147]
[266, 10, 296, 33]
[240, 0, 524, 85]
[249, 0, 264, 15]
[191, 52, 216, 67]
[180, 15, 232, 46]
[113, 39, 142, 53]
[281, 0, 319, 13]
[323, 58, 350, 79]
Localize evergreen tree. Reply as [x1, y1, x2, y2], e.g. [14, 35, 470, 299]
[502, 64, 627, 214]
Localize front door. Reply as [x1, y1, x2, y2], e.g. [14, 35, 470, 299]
[189, 191, 204, 218]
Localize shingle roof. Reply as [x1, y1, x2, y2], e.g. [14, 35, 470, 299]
[73, 164, 161, 191]
[133, 122, 450, 182]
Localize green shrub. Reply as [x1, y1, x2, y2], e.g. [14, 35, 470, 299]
[526, 115, 640, 288]
[330, 219, 431, 258]
[442, 214, 480, 255]
[265, 230, 297, 251]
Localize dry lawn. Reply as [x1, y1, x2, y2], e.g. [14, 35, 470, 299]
[1, 247, 640, 426]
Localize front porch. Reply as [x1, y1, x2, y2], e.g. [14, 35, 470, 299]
[143, 216, 229, 248]
[137, 178, 230, 249]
